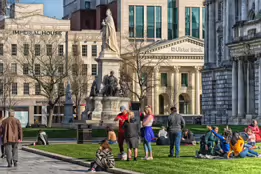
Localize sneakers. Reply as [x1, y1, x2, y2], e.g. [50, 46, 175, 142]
[257, 154, 261, 158]
[134, 157, 137, 161]
[147, 157, 153, 160]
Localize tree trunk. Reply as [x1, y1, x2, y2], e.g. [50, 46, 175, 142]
[77, 105, 81, 120]
[47, 107, 54, 127]
[140, 98, 145, 112]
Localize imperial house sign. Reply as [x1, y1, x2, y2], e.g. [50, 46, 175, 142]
[12, 30, 63, 36]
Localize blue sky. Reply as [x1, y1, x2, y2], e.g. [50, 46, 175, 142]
[19, 0, 63, 19]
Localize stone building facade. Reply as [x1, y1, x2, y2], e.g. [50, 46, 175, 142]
[202, 0, 261, 125]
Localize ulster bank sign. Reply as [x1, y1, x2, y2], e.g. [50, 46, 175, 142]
[12, 30, 63, 36]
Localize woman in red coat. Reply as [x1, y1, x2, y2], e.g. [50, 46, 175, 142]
[247, 120, 261, 142]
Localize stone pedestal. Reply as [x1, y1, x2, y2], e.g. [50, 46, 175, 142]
[64, 82, 74, 124]
[91, 96, 103, 120]
[95, 50, 122, 92]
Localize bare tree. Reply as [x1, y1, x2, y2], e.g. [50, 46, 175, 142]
[69, 35, 93, 120]
[0, 62, 20, 116]
[120, 38, 167, 110]
[15, 31, 69, 127]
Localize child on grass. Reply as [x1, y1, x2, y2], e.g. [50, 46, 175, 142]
[123, 111, 139, 161]
[245, 128, 257, 149]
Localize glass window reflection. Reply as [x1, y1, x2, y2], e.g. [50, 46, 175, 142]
[147, 6, 155, 38]
[136, 6, 144, 38]
[192, 7, 200, 38]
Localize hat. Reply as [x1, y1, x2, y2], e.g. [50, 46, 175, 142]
[120, 106, 126, 112]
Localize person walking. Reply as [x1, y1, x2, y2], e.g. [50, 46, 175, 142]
[2, 109, 23, 167]
[114, 106, 128, 154]
[167, 107, 185, 158]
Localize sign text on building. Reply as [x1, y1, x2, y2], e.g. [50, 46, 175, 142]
[13, 30, 63, 36]
[171, 47, 203, 52]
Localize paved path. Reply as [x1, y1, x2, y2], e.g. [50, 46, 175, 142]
[0, 150, 108, 174]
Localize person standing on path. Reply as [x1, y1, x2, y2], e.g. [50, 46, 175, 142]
[0, 111, 5, 158]
[2, 109, 23, 167]
[167, 107, 185, 158]
[114, 106, 128, 154]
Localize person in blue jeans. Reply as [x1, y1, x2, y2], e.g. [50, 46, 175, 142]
[167, 107, 185, 158]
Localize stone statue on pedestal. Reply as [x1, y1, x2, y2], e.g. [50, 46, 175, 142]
[103, 71, 119, 96]
[101, 9, 119, 54]
[90, 78, 98, 97]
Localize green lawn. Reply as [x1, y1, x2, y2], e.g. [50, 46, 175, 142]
[33, 144, 261, 174]
[23, 125, 247, 139]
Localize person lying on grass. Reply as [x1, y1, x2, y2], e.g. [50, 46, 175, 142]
[228, 132, 261, 158]
[206, 126, 231, 158]
[88, 140, 115, 172]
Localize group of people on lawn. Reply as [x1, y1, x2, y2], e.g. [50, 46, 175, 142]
[197, 120, 261, 158]
[90, 105, 261, 172]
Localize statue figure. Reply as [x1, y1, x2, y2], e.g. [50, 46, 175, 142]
[119, 79, 129, 97]
[101, 9, 119, 54]
[90, 78, 98, 97]
[103, 71, 119, 96]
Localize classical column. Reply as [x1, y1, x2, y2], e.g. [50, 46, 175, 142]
[208, 1, 215, 63]
[241, 0, 248, 20]
[154, 67, 159, 115]
[259, 59, 261, 116]
[191, 72, 195, 115]
[255, 0, 259, 15]
[171, 72, 175, 105]
[246, 61, 250, 113]
[195, 67, 201, 115]
[232, 60, 238, 117]
[204, 3, 209, 63]
[174, 66, 180, 113]
[238, 59, 245, 117]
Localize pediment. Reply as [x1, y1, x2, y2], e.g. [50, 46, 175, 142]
[145, 36, 204, 55]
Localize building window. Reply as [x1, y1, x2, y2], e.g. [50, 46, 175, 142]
[12, 83, 17, 95]
[129, 6, 135, 37]
[57, 64, 63, 75]
[82, 45, 87, 57]
[72, 64, 78, 76]
[58, 45, 64, 56]
[35, 64, 40, 75]
[192, 7, 200, 38]
[185, 7, 190, 36]
[181, 73, 188, 87]
[218, 1, 223, 21]
[161, 73, 168, 87]
[136, 6, 144, 38]
[147, 6, 155, 38]
[24, 44, 29, 56]
[168, 0, 178, 40]
[35, 44, 40, 56]
[58, 83, 64, 95]
[156, 6, 162, 38]
[46, 44, 52, 56]
[11, 63, 17, 74]
[23, 64, 29, 75]
[82, 64, 87, 75]
[0, 63, 3, 74]
[202, 8, 205, 39]
[35, 83, 41, 95]
[82, 83, 87, 93]
[142, 73, 147, 86]
[91, 45, 97, 57]
[218, 36, 223, 65]
[91, 64, 97, 76]
[85, 1, 90, 9]
[11, 44, 17, 56]
[0, 82, 3, 95]
[0, 43, 3, 56]
[72, 44, 78, 56]
[24, 83, 29, 95]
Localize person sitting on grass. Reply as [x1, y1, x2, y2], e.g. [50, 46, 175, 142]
[244, 128, 257, 149]
[123, 111, 139, 161]
[246, 120, 261, 142]
[181, 129, 196, 146]
[156, 126, 169, 146]
[198, 126, 220, 155]
[206, 126, 231, 158]
[228, 132, 260, 158]
[33, 130, 49, 146]
[106, 126, 117, 145]
[89, 140, 115, 172]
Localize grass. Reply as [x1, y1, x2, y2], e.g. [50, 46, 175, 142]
[23, 125, 247, 139]
[33, 144, 261, 174]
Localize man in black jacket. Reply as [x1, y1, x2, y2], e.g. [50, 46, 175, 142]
[167, 107, 185, 158]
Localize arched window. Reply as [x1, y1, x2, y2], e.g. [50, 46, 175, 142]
[179, 94, 189, 114]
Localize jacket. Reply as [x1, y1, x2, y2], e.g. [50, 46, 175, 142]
[123, 119, 139, 138]
[2, 116, 23, 144]
[205, 131, 219, 145]
[229, 137, 244, 157]
[211, 130, 230, 153]
[167, 113, 185, 133]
